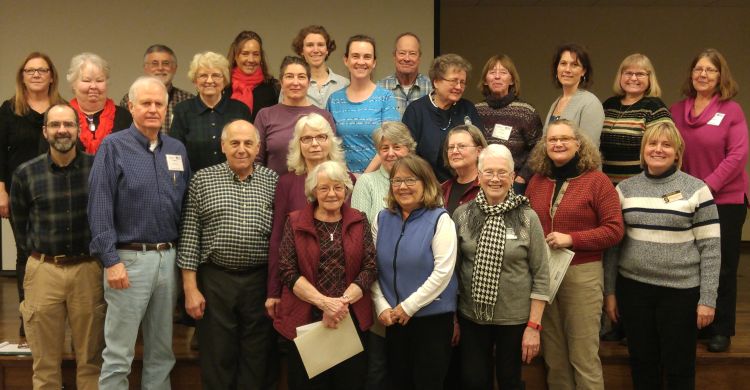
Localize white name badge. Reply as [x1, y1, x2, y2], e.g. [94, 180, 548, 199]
[492, 124, 513, 141]
[506, 227, 518, 240]
[662, 191, 684, 203]
[707, 112, 725, 126]
[166, 154, 184, 171]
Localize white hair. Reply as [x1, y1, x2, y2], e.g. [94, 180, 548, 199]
[304, 161, 353, 202]
[128, 76, 168, 105]
[478, 144, 514, 172]
[67, 52, 110, 84]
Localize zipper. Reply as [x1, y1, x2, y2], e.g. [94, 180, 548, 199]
[391, 217, 409, 302]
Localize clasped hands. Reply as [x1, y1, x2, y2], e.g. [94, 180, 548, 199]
[378, 304, 411, 326]
[319, 295, 352, 329]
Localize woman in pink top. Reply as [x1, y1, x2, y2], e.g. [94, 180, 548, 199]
[670, 48, 748, 353]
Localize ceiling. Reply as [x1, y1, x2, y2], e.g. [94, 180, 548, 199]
[444, 0, 749, 6]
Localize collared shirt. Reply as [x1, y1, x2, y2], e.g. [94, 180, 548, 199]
[170, 95, 251, 172]
[378, 73, 433, 116]
[10, 152, 94, 256]
[177, 162, 278, 271]
[88, 125, 191, 267]
[279, 67, 349, 109]
[120, 85, 195, 134]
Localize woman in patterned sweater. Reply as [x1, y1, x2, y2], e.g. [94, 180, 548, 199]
[600, 53, 673, 185]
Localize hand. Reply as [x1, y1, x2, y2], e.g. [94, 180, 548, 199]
[604, 294, 619, 323]
[392, 304, 411, 326]
[451, 317, 461, 347]
[106, 262, 130, 289]
[318, 296, 349, 321]
[265, 298, 280, 319]
[0, 189, 9, 218]
[697, 304, 715, 329]
[546, 232, 573, 249]
[185, 287, 206, 320]
[322, 312, 341, 329]
[514, 176, 526, 184]
[521, 326, 541, 364]
[378, 309, 395, 326]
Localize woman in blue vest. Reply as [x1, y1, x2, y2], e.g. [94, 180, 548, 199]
[372, 154, 458, 389]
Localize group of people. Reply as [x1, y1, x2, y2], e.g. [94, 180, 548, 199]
[1, 23, 746, 390]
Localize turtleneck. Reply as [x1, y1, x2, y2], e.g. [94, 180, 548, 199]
[485, 91, 516, 110]
[551, 154, 581, 203]
[644, 165, 677, 180]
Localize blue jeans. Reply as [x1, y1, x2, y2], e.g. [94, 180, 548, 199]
[99, 249, 177, 390]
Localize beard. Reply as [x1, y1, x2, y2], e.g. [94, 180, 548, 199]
[49, 136, 76, 153]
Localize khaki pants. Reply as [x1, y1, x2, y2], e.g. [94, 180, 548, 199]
[541, 261, 604, 390]
[19, 256, 106, 390]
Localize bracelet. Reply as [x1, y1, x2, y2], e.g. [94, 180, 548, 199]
[527, 321, 543, 331]
[342, 294, 350, 301]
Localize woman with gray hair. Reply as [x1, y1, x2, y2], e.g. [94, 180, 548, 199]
[67, 52, 132, 154]
[441, 124, 488, 215]
[171, 51, 252, 172]
[266, 113, 353, 318]
[453, 144, 549, 390]
[403, 53, 482, 182]
[351, 121, 416, 223]
[275, 160, 376, 389]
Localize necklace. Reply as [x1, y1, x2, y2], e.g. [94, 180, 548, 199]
[318, 220, 341, 242]
[85, 114, 96, 131]
[606, 100, 635, 131]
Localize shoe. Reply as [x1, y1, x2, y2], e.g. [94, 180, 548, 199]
[707, 335, 731, 352]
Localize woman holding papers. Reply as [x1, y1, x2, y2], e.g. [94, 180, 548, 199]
[526, 119, 623, 390]
[604, 122, 720, 389]
[371, 154, 458, 390]
[275, 160, 376, 389]
[453, 144, 549, 390]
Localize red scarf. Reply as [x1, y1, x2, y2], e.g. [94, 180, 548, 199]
[71, 98, 117, 154]
[231, 66, 264, 113]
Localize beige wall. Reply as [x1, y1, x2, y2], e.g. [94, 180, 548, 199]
[0, 0, 434, 102]
[440, 3, 750, 238]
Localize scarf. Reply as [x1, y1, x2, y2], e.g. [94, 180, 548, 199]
[485, 90, 516, 109]
[71, 98, 116, 154]
[231, 66, 264, 113]
[472, 187, 529, 321]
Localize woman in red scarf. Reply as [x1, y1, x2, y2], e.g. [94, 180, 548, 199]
[66, 53, 132, 154]
[226, 30, 280, 122]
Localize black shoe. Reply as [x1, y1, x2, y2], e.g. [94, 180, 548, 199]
[707, 335, 731, 352]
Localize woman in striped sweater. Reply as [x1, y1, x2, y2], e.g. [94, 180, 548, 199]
[604, 122, 720, 389]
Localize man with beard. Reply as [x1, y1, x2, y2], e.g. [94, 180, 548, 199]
[12, 103, 104, 390]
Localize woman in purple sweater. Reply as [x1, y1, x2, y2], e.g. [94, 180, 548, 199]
[670, 48, 748, 353]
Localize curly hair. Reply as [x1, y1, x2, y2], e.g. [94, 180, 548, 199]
[528, 119, 601, 177]
[291, 25, 336, 61]
[286, 113, 345, 175]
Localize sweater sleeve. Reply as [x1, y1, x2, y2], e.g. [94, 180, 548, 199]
[569, 174, 625, 252]
[527, 210, 550, 302]
[254, 108, 269, 166]
[267, 178, 290, 297]
[692, 186, 721, 307]
[400, 213, 458, 316]
[703, 103, 749, 194]
[370, 213, 392, 316]
[576, 92, 604, 148]
[518, 110, 544, 181]
[603, 186, 626, 295]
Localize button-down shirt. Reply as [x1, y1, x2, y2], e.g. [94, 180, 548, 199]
[170, 95, 251, 172]
[177, 162, 278, 271]
[280, 67, 349, 109]
[88, 125, 191, 267]
[10, 152, 94, 256]
[378, 73, 433, 116]
[120, 85, 195, 134]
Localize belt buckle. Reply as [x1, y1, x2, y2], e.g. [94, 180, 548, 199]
[53, 254, 67, 265]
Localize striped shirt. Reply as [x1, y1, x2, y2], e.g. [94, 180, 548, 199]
[11, 152, 93, 256]
[600, 96, 673, 184]
[177, 162, 278, 270]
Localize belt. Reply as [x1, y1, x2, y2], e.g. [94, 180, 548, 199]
[31, 251, 95, 266]
[116, 242, 175, 251]
[206, 262, 266, 274]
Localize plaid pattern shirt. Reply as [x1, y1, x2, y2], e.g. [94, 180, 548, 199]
[120, 85, 195, 134]
[10, 152, 94, 256]
[177, 162, 278, 271]
[377, 73, 433, 116]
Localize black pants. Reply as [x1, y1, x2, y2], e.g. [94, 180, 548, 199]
[285, 318, 369, 390]
[458, 317, 525, 390]
[197, 263, 278, 390]
[9, 214, 26, 336]
[386, 312, 454, 390]
[708, 204, 746, 337]
[617, 275, 699, 390]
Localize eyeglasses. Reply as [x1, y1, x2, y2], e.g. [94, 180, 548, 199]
[447, 144, 478, 152]
[196, 73, 224, 81]
[488, 69, 510, 77]
[441, 78, 467, 87]
[147, 60, 173, 68]
[692, 67, 719, 76]
[481, 170, 510, 180]
[316, 184, 346, 194]
[300, 134, 328, 144]
[547, 136, 576, 145]
[390, 177, 420, 187]
[46, 121, 76, 129]
[622, 71, 649, 79]
[23, 68, 50, 76]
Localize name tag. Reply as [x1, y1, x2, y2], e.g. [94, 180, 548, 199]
[492, 124, 513, 141]
[166, 154, 184, 171]
[506, 227, 518, 240]
[662, 191, 683, 203]
[707, 112, 725, 126]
